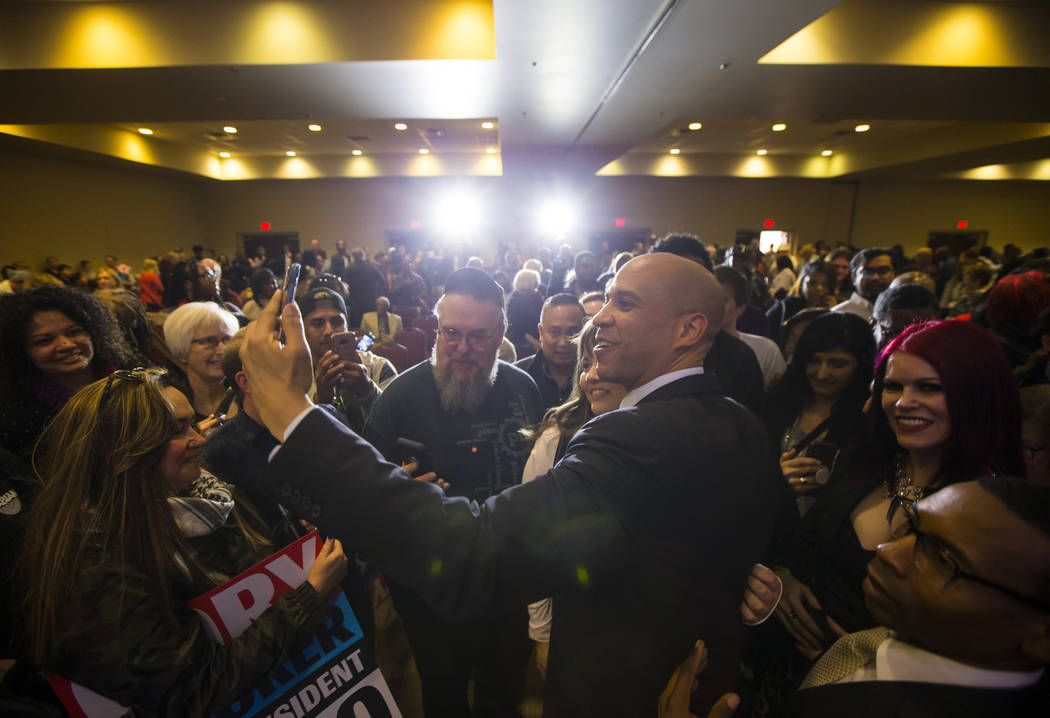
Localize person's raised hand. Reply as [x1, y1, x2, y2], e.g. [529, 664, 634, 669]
[195, 414, 223, 437]
[658, 640, 739, 718]
[240, 289, 315, 441]
[741, 563, 783, 625]
[779, 450, 826, 495]
[339, 360, 374, 395]
[315, 351, 344, 403]
[307, 537, 348, 597]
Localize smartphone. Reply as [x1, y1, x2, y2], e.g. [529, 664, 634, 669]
[357, 334, 374, 352]
[331, 331, 360, 363]
[214, 387, 236, 417]
[279, 263, 301, 343]
[804, 441, 840, 485]
[396, 437, 431, 474]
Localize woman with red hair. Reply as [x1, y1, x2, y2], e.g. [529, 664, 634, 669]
[986, 271, 1050, 368]
[747, 320, 1023, 703]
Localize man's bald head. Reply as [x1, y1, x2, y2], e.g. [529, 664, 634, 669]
[593, 254, 723, 389]
[620, 253, 723, 343]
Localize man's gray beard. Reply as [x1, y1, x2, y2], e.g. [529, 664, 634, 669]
[431, 347, 499, 413]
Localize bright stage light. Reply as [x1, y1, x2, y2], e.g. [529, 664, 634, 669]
[433, 191, 482, 236]
[535, 199, 579, 237]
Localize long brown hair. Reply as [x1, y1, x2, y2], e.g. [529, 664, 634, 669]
[21, 369, 261, 664]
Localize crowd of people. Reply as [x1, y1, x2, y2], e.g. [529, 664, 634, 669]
[2, 231, 1050, 717]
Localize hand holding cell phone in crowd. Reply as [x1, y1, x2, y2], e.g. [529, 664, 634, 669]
[278, 263, 301, 344]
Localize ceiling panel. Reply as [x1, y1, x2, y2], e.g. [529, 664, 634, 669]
[1, 0, 1047, 181]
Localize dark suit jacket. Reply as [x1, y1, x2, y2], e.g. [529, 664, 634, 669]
[262, 373, 783, 718]
[706, 331, 765, 414]
[788, 678, 1049, 717]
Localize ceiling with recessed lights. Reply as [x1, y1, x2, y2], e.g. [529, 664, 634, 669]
[1, 0, 1048, 181]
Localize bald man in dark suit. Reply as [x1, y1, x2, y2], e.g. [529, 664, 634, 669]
[241, 254, 784, 718]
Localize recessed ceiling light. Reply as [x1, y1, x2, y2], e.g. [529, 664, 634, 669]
[307, 123, 322, 132]
[669, 148, 681, 155]
[351, 149, 363, 156]
[285, 150, 297, 157]
[137, 128, 153, 135]
[481, 121, 495, 129]
[394, 122, 408, 131]
[771, 123, 787, 132]
[218, 151, 231, 158]
[485, 147, 497, 154]
[223, 126, 237, 134]
[756, 149, 768, 156]
[418, 148, 430, 154]
[688, 122, 702, 131]
[821, 149, 833, 157]
[855, 123, 871, 133]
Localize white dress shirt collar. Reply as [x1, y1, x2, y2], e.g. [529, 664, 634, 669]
[619, 367, 704, 409]
[839, 635, 1044, 688]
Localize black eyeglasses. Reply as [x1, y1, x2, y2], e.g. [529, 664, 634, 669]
[439, 326, 498, 349]
[99, 368, 149, 410]
[893, 501, 1050, 613]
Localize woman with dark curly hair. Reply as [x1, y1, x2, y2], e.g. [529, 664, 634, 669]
[0, 285, 137, 461]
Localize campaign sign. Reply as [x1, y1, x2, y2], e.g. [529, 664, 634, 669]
[48, 531, 401, 718]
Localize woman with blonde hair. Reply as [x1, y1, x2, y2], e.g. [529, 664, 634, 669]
[138, 257, 165, 311]
[21, 368, 346, 715]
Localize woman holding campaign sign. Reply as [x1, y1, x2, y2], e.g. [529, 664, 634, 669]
[20, 368, 348, 715]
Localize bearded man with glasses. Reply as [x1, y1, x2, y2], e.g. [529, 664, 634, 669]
[361, 267, 543, 718]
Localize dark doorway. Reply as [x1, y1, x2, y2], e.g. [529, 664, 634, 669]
[927, 230, 987, 256]
[241, 232, 299, 263]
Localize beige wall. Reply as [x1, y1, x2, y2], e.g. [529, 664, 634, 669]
[3, 144, 1049, 270]
[0, 145, 208, 271]
[851, 180, 1050, 253]
[205, 175, 854, 257]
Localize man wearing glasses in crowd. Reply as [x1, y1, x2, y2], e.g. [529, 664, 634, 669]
[782, 478, 1050, 716]
[832, 248, 896, 322]
[360, 267, 543, 718]
[664, 478, 1050, 718]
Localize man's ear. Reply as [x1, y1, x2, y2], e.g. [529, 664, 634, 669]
[673, 312, 708, 351]
[235, 370, 251, 396]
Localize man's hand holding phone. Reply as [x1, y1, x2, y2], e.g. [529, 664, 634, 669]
[315, 331, 373, 402]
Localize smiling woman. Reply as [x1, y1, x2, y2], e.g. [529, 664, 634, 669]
[749, 319, 1025, 707]
[20, 368, 344, 715]
[163, 301, 239, 421]
[0, 285, 137, 462]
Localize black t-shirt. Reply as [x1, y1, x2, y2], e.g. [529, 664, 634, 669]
[364, 361, 543, 501]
